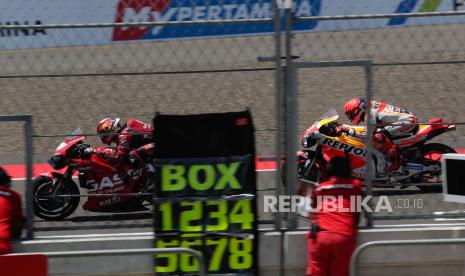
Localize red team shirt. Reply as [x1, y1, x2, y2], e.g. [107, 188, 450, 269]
[310, 176, 363, 237]
[0, 186, 22, 254]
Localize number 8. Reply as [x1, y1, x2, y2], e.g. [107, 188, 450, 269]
[229, 238, 253, 270]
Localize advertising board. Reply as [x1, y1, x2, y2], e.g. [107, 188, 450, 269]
[151, 111, 258, 275]
[0, 0, 463, 48]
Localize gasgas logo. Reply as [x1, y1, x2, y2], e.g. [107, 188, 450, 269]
[322, 138, 367, 157]
[112, 0, 321, 41]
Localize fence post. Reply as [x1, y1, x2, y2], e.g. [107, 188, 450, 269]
[274, 1, 286, 276]
[24, 116, 34, 239]
[363, 62, 374, 228]
[274, 0, 283, 231]
[284, 0, 298, 232]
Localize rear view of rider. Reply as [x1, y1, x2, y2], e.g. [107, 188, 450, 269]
[91, 118, 155, 167]
[339, 98, 418, 177]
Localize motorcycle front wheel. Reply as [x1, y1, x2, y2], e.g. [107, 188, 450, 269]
[33, 176, 80, 220]
[417, 143, 457, 193]
[281, 151, 326, 196]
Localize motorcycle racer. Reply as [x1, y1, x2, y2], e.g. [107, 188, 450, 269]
[89, 118, 155, 167]
[338, 98, 418, 176]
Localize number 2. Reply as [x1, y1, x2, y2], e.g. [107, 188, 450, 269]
[180, 201, 202, 232]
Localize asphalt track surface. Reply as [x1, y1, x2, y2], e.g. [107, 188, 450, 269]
[3, 22, 465, 236]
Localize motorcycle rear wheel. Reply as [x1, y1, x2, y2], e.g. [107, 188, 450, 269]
[417, 143, 456, 193]
[33, 176, 80, 220]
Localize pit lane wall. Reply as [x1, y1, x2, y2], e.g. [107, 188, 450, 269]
[2, 0, 465, 49]
[11, 225, 465, 275]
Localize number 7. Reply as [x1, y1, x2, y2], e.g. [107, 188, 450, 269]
[206, 238, 227, 271]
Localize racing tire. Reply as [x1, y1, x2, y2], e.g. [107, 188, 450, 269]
[33, 176, 80, 220]
[418, 143, 456, 193]
[281, 152, 326, 218]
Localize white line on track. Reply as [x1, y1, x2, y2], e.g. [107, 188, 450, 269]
[12, 176, 79, 182]
[22, 232, 155, 244]
[22, 236, 154, 244]
[373, 223, 465, 228]
[34, 232, 153, 239]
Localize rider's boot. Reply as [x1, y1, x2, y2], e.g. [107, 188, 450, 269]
[375, 154, 388, 178]
[385, 148, 403, 173]
[373, 132, 402, 177]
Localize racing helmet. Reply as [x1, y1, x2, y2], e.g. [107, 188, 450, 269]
[0, 166, 11, 187]
[96, 118, 121, 145]
[343, 97, 366, 125]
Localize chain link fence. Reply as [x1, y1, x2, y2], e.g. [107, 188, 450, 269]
[3, 1, 465, 234]
[0, 0, 281, 234]
[293, 11, 465, 224]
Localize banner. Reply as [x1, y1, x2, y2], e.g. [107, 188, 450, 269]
[152, 110, 258, 275]
[1, 0, 464, 49]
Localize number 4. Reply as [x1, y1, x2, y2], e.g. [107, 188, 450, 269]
[230, 200, 254, 230]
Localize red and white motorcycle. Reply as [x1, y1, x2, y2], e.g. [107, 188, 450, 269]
[33, 129, 155, 220]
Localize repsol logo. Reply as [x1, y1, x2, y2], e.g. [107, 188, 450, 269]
[322, 138, 366, 157]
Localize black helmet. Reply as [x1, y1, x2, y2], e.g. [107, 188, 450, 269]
[0, 167, 11, 186]
[326, 157, 352, 178]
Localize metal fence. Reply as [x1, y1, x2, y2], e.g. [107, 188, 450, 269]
[291, 11, 465, 227]
[0, 13, 280, 236]
[350, 238, 465, 276]
[9, 247, 206, 276]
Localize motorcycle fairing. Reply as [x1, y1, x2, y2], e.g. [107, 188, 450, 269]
[394, 118, 456, 148]
[318, 135, 367, 170]
[39, 171, 65, 180]
[53, 136, 86, 157]
[81, 168, 135, 212]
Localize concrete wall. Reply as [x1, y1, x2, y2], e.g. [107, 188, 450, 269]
[11, 225, 465, 275]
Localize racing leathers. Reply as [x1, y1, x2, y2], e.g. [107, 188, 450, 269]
[340, 101, 418, 176]
[92, 119, 155, 167]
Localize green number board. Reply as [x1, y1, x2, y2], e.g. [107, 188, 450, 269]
[153, 155, 257, 275]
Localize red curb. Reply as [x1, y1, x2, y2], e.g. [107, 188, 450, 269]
[3, 151, 465, 180]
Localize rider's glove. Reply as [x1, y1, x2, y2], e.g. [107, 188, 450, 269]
[128, 150, 141, 167]
[335, 125, 351, 135]
[80, 147, 94, 159]
[128, 155, 139, 166]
